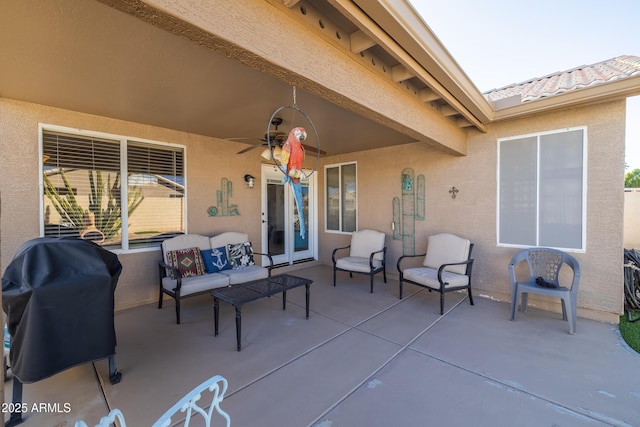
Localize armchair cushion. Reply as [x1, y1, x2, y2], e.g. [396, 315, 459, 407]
[423, 233, 471, 275]
[166, 247, 206, 278]
[350, 229, 385, 260]
[402, 267, 470, 289]
[336, 256, 383, 273]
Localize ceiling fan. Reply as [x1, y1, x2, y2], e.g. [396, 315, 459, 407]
[230, 117, 326, 156]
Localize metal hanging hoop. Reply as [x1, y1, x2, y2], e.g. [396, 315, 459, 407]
[266, 89, 321, 179]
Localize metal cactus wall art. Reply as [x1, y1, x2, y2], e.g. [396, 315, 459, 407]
[208, 178, 240, 217]
[393, 168, 425, 255]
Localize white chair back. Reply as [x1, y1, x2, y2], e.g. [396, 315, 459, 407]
[423, 233, 471, 275]
[350, 229, 385, 261]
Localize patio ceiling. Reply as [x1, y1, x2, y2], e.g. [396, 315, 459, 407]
[0, 0, 492, 157]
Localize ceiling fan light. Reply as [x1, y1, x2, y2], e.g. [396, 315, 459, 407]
[260, 147, 272, 160]
[272, 145, 282, 161]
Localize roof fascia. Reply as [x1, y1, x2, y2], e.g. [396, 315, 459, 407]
[348, 0, 493, 124]
[491, 74, 640, 121]
[105, 0, 469, 154]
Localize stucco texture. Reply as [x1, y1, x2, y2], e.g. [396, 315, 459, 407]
[0, 98, 627, 321]
[0, 98, 266, 310]
[319, 100, 626, 322]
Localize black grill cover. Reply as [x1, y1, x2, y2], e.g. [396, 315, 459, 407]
[2, 237, 121, 383]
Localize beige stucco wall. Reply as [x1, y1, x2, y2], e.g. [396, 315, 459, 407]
[0, 98, 268, 311]
[624, 191, 640, 249]
[318, 99, 626, 323]
[0, 97, 627, 322]
[480, 101, 625, 322]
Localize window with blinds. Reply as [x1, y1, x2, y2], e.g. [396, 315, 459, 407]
[42, 129, 185, 250]
[498, 127, 586, 251]
[325, 162, 357, 233]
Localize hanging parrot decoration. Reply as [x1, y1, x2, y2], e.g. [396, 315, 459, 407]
[279, 127, 307, 238]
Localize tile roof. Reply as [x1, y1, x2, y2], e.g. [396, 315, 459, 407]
[484, 55, 640, 108]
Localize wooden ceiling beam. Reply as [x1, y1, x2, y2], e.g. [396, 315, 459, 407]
[391, 64, 414, 83]
[350, 30, 376, 54]
[420, 87, 440, 102]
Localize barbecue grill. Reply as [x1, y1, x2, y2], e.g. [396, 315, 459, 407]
[2, 237, 123, 426]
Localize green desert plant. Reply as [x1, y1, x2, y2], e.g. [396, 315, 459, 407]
[43, 169, 143, 241]
[625, 168, 640, 188]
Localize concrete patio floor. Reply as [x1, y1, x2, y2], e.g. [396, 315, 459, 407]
[4, 264, 640, 426]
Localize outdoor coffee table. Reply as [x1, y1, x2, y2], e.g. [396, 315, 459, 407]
[211, 273, 312, 351]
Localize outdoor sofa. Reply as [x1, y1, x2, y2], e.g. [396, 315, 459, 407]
[158, 232, 273, 323]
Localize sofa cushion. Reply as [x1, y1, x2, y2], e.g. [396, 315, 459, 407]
[423, 233, 470, 275]
[162, 234, 211, 264]
[209, 232, 249, 255]
[350, 230, 385, 260]
[166, 247, 206, 278]
[162, 273, 230, 296]
[200, 246, 231, 273]
[228, 242, 255, 269]
[222, 265, 269, 284]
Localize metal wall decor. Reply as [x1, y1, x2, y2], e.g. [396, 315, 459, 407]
[208, 178, 239, 217]
[449, 186, 459, 199]
[392, 168, 426, 255]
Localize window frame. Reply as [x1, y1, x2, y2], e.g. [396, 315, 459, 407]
[324, 161, 357, 234]
[496, 126, 587, 252]
[39, 124, 187, 254]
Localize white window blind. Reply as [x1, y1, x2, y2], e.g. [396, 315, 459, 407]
[498, 128, 586, 250]
[42, 129, 185, 250]
[126, 141, 185, 248]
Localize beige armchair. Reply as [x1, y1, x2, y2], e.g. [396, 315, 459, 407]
[332, 229, 387, 293]
[397, 233, 474, 314]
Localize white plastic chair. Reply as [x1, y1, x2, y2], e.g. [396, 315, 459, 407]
[74, 375, 230, 427]
[75, 408, 127, 427]
[152, 375, 230, 427]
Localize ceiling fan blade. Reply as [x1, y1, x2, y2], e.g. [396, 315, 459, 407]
[302, 143, 327, 156]
[236, 144, 267, 154]
[225, 137, 257, 141]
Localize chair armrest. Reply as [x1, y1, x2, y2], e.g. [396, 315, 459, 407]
[507, 262, 518, 285]
[508, 250, 530, 285]
[396, 253, 427, 273]
[254, 251, 274, 278]
[562, 255, 581, 292]
[332, 245, 351, 264]
[158, 260, 182, 289]
[436, 259, 474, 283]
[369, 247, 386, 269]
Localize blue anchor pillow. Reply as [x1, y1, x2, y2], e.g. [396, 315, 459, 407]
[200, 246, 231, 273]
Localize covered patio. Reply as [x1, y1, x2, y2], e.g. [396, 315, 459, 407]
[6, 265, 639, 427]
